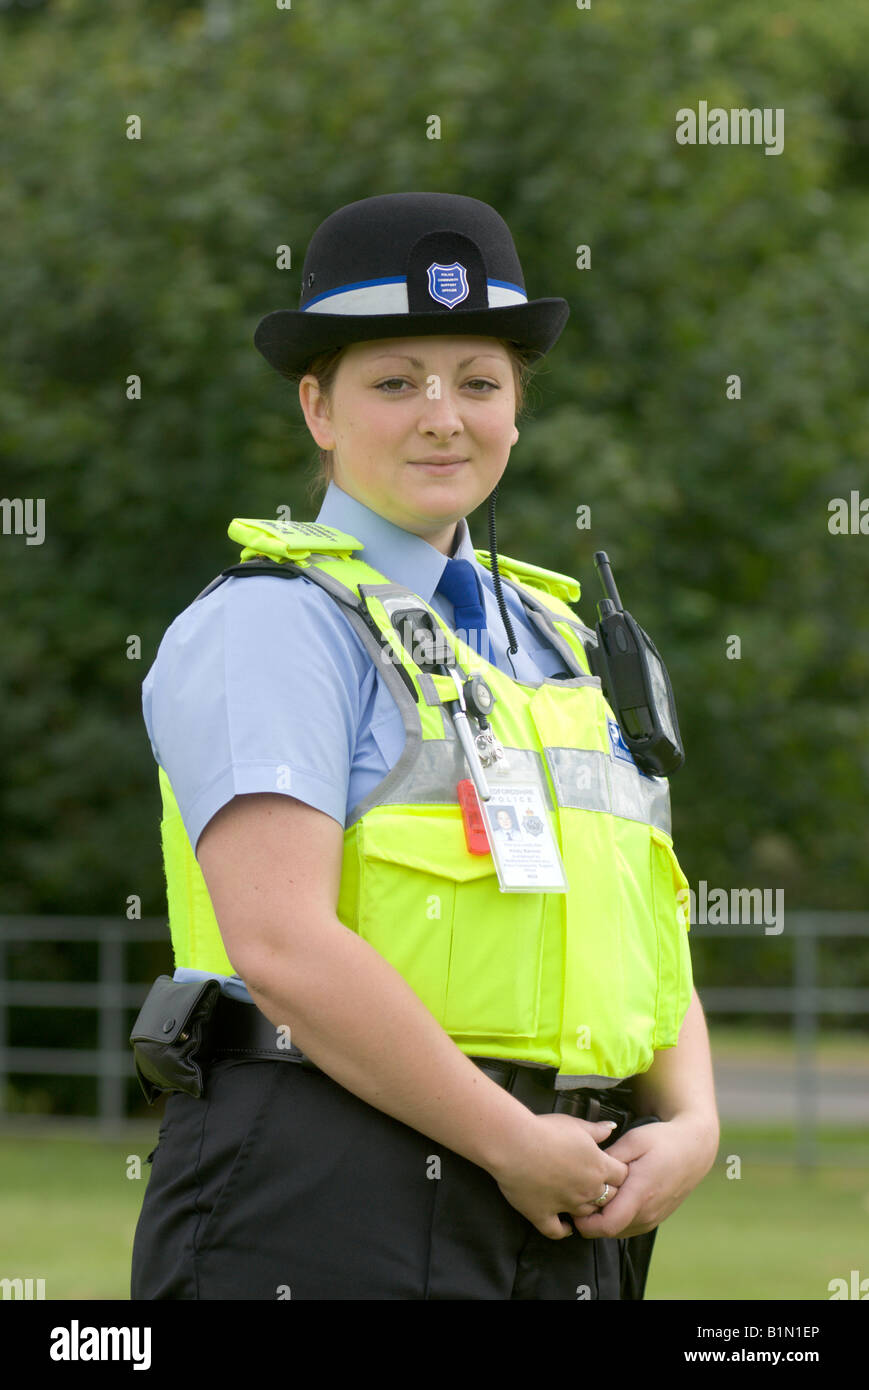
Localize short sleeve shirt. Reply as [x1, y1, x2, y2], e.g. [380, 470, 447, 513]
[143, 481, 575, 1002]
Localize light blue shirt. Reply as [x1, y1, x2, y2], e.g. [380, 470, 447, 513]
[143, 481, 576, 1003]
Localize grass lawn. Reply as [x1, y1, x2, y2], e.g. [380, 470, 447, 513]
[646, 1131, 869, 1301]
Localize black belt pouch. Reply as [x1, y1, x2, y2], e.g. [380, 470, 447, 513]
[129, 974, 221, 1105]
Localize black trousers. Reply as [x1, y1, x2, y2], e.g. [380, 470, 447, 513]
[130, 1055, 658, 1301]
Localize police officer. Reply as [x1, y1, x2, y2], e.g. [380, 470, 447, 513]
[130, 191, 719, 1301]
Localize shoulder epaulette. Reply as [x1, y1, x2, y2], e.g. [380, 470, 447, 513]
[474, 549, 580, 605]
[227, 517, 364, 564]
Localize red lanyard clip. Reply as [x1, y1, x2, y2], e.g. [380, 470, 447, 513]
[457, 778, 491, 855]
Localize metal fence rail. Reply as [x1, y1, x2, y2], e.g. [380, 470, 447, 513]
[0, 917, 170, 1136]
[689, 911, 869, 1168]
[0, 912, 867, 1163]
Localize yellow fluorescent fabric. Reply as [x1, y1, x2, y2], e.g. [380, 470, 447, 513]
[156, 522, 693, 1084]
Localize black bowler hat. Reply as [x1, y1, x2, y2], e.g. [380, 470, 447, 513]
[253, 191, 570, 379]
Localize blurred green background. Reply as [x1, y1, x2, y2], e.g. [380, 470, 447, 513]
[0, 0, 867, 1301]
[3, 0, 868, 925]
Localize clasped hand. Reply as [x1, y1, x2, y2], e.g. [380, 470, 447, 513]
[571, 1113, 718, 1240]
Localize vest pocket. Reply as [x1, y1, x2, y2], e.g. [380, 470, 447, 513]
[355, 808, 546, 1039]
[649, 825, 692, 1048]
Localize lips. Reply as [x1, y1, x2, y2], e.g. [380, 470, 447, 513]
[408, 458, 469, 466]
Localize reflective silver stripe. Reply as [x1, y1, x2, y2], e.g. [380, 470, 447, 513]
[366, 584, 439, 625]
[439, 705, 457, 740]
[546, 747, 610, 814]
[609, 757, 671, 835]
[555, 1074, 628, 1090]
[352, 737, 669, 831]
[298, 559, 365, 607]
[416, 671, 441, 707]
[337, 606, 424, 827]
[545, 748, 671, 835]
[361, 742, 555, 814]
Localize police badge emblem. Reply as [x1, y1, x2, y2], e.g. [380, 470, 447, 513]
[426, 262, 470, 308]
[607, 716, 636, 766]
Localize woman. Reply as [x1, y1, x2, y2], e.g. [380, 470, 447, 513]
[131, 191, 719, 1301]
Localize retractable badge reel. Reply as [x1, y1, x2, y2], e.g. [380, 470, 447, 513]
[391, 606, 567, 893]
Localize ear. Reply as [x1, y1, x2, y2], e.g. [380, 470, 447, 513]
[298, 375, 336, 451]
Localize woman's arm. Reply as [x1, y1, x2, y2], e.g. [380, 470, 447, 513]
[630, 986, 720, 1125]
[196, 792, 535, 1177]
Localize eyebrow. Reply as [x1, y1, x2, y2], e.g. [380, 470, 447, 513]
[369, 353, 503, 368]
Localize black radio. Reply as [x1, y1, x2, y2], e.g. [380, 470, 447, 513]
[585, 552, 685, 779]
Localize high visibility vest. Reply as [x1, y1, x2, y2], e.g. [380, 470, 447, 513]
[158, 518, 693, 1086]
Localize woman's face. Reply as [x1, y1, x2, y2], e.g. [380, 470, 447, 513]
[299, 336, 520, 554]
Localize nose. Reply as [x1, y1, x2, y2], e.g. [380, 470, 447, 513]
[415, 381, 465, 440]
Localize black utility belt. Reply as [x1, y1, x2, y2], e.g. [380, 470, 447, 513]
[129, 976, 643, 1134]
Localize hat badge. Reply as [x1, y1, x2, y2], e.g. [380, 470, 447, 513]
[427, 261, 470, 309]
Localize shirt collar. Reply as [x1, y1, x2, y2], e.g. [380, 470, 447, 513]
[314, 480, 482, 603]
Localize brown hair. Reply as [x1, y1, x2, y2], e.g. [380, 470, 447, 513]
[288, 340, 539, 507]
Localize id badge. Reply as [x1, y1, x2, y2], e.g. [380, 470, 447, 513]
[471, 763, 568, 894]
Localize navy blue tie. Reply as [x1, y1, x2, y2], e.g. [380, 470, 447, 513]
[435, 557, 489, 657]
